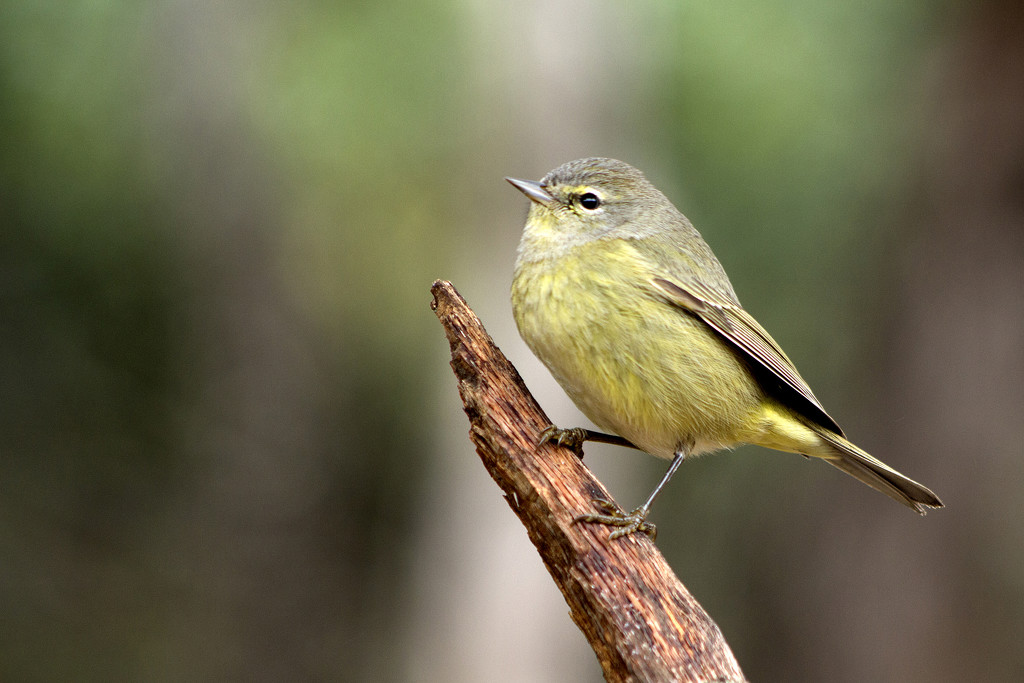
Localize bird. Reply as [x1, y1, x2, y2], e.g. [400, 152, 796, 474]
[507, 157, 943, 539]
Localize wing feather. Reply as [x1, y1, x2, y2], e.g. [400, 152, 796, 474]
[652, 277, 845, 436]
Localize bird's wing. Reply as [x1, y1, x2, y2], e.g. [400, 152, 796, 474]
[652, 277, 845, 436]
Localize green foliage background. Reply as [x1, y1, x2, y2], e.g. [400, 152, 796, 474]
[2, 1, 1020, 681]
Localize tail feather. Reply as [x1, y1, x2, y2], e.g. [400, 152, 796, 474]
[811, 427, 943, 514]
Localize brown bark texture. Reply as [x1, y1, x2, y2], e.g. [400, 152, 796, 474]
[431, 279, 746, 683]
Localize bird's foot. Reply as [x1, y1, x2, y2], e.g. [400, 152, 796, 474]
[539, 425, 588, 458]
[572, 498, 657, 540]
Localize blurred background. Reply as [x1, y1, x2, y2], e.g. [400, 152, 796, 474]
[2, 0, 1022, 681]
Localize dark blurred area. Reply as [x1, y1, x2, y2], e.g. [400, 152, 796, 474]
[1, 1, 1021, 681]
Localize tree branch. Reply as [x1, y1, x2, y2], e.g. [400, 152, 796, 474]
[431, 279, 746, 683]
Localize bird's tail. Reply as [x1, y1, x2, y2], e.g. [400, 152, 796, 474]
[810, 426, 943, 514]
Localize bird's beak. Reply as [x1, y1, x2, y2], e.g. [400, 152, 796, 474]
[506, 177, 555, 206]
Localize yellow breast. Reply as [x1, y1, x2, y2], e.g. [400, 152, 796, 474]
[512, 238, 765, 458]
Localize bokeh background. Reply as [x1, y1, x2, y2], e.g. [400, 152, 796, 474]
[2, 1, 1022, 681]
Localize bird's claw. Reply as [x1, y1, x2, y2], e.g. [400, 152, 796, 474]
[539, 425, 587, 458]
[572, 497, 657, 540]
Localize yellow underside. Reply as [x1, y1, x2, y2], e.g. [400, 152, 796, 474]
[512, 238, 829, 460]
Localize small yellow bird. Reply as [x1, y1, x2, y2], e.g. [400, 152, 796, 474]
[508, 158, 942, 539]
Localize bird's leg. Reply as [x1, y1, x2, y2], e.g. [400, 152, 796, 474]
[539, 425, 637, 459]
[573, 445, 690, 540]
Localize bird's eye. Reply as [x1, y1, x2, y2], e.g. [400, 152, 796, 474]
[578, 192, 601, 210]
